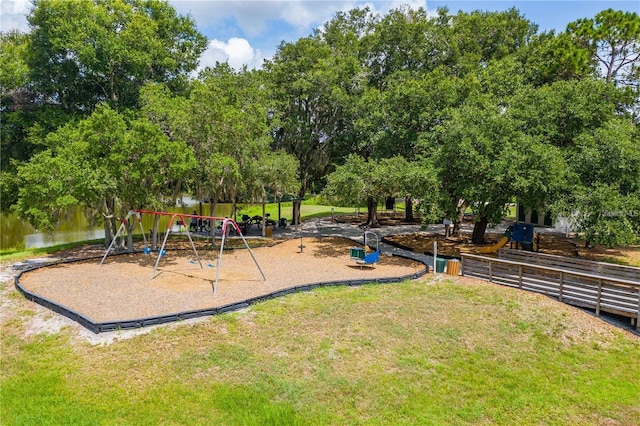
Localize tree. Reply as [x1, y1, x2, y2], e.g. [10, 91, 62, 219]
[26, 0, 207, 112]
[440, 7, 538, 75]
[141, 64, 299, 226]
[558, 118, 640, 246]
[139, 83, 192, 206]
[516, 31, 594, 86]
[0, 30, 30, 102]
[377, 156, 440, 223]
[187, 65, 293, 216]
[1, 30, 41, 210]
[567, 9, 640, 122]
[507, 78, 624, 148]
[567, 9, 640, 88]
[323, 155, 380, 226]
[323, 155, 438, 227]
[14, 104, 196, 248]
[434, 92, 566, 243]
[3, 0, 206, 212]
[265, 34, 360, 223]
[361, 6, 438, 88]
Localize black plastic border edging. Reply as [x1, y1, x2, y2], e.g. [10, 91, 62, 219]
[14, 252, 429, 334]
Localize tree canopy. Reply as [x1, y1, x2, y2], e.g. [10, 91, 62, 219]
[4, 2, 639, 248]
[27, 0, 207, 112]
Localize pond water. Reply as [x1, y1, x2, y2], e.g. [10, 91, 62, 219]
[1, 199, 235, 250]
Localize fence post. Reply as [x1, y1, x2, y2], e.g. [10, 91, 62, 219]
[489, 260, 493, 282]
[559, 271, 564, 302]
[518, 265, 523, 289]
[636, 289, 640, 331]
[596, 278, 602, 316]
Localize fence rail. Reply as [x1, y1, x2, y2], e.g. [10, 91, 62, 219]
[498, 249, 640, 282]
[461, 253, 640, 330]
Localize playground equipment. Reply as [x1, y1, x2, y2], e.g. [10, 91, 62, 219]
[478, 224, 538, 254]
[478, 235, 509, 254]
[350, 230, 380, 267]
[99, 210, 266, 295]
[510, 223, 537, 251]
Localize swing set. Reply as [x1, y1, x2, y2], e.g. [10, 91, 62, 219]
[99, 209, 266, 295]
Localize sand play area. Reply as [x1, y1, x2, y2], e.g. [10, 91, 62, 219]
[17, 237, 425, 326]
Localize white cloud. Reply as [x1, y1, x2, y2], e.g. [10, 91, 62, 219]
[199, 37, 265, 70]
[170, 1, 370, 37]
[0, 0, 31, 33]
[170, 0, 283, 37]
[280, 1, 358, 30]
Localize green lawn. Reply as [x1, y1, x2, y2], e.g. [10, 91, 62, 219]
[2, 278, 639, 425]
[238, 202, 363, 221]
[0, 239, 106, 263]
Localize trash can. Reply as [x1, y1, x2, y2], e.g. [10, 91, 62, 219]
[435, 257, 447, 273]
[446, 259, 460, 276]
[265, 227, 273, 237]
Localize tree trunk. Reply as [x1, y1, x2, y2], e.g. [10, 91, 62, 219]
[126, 214, 136, 253]
[103, 198, 116, 247]
[232, 199, 237, 221]
[366, 197, 380, 227]
[471, 216, 489, 244]
[292, 200, 301, 226]
[452, 202, 467, 237]
[405, 196, 414, 221]
[103, 216, 113, 247]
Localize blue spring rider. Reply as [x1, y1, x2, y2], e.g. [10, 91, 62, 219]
[350, 230, 380, 267]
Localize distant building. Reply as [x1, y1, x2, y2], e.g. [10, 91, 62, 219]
[516, 204, 575, 235]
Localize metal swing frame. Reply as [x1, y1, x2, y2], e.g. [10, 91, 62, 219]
[99, 209, 266, 295]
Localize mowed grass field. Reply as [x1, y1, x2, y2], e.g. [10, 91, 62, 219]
[2, 277, 639, 425]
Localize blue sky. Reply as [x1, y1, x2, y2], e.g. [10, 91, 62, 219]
[1, 0, 638, 70]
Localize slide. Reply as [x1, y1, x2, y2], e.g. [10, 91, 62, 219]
[478, 236, 509, 254]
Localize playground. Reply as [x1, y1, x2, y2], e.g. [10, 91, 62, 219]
[384, 227, 640, 265]
[16, 237, 424, 327]
[10, 209, 640, 333]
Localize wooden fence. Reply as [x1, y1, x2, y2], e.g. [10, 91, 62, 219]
[461, 253, 640, 330]
[498, 249, 640, 282]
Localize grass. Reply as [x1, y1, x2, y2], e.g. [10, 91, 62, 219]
[238, 196, 406, 221]
[238, 202, 363, 221]
[600, 256, 640, 267]
[0, 239, 105, 263]
[2, 278, 639, 425]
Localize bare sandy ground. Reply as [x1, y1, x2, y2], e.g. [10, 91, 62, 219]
[17, 237, 424, 324]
